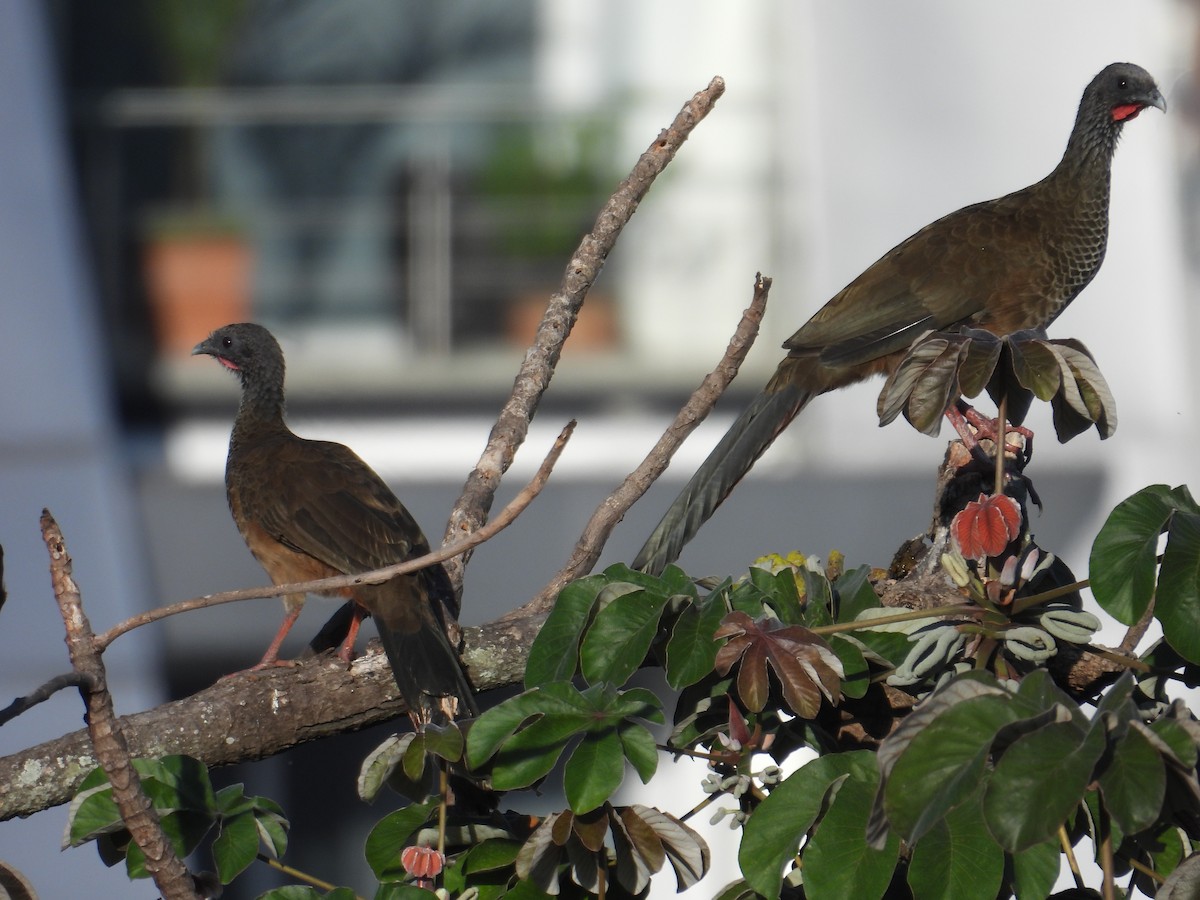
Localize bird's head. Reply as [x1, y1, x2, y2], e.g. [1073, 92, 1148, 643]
[192, 322, 285, 390]
[1085, 62, 1166, 126]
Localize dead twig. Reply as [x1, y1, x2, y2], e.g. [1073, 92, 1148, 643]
[515, 273, 772, 618]
[41, 510, 200, 900]
[0, 671, 93, 727]
[441, 76, 727, 593]
[96, 421, 575, 652]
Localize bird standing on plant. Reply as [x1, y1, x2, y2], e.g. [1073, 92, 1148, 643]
[634, 62, 1165, 576]
[194, 323, 476, 720]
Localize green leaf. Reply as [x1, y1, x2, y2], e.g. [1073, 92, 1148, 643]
[579, 586, 669, 686]
[460, 838, 523, 874]
[739, 750, 875, 898]
[253, 801, 289, 860]
[799, 568, 834, 628]
[618, 722, 659, 784]
[467, 683, 587, 766]
[1149, 717, 1199, 768]
[1157, 511, 1200, 663]
[1089, 484, 1194, 624]
[883, 693, 1018, 844]
[803, 754, 900, 900]
[833, 566, 882, 623]
[830, 635, 870, 699]
[983, 718, 1106, 852]
[66, 781, 124, 847]
[665, 588, 729, 689]
[564, 729, 624, 814]
[748, 566, 805, 625]
[467, 682, 661, 793]
[906, 789, 1003, 900]
[364, 801, 438, 881]
[212, 811, 258, 884]
[1009, 839, 1061, 900]
[526, 574, 606, 688]
[1009, 338, 1063, 401]
[1099, 722, 1166, 835]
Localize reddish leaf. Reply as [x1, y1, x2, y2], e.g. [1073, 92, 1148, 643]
[952, 494, 1023, 560]
[714, 612, 843, 717]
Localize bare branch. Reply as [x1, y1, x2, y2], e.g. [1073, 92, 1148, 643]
[95, 421, 574, 651]
[441, 76, 727, 592]
[0, 609, 543, 822]
[40, 511, 200, 900]
[516, 274, 772, 618]
[0, 671, 93, 727]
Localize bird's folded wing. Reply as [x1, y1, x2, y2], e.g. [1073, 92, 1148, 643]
[252, 439, 430, 576]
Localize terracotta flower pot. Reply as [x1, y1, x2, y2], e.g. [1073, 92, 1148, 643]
[143, 235, 252, 355]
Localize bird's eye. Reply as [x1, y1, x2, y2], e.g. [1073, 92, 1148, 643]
[222, 336, 233, 348]
[1117, 77, 1128, 90]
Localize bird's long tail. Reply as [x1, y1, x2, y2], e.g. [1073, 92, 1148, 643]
[632, 371, 816, 576]
[368, 570, 479, 722]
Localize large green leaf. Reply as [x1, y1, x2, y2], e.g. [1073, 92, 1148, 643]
[802, 754, 900, 900]
[833, 566, 882, 623]
[983, 718, 1106, 852]
[1089, 485, 1195, 625]
[579, 586, 669, 686]
[1099, 721, 1166, 835]
[748, 566, 806, 625]
[1009, 838, 1061, 900]
[1157, 511, 1200, 663]
[212, 811, 258, 884]
[467, 682, 661, 799]
[564, 728, 624, 814]
[906, 788, 1003, 900]
[525, 574, 607, 688]
[738, 751, 873, 898]
[830, 635, 870, 699]
[665, 587, 729, 689]
[883, 693, 1018, 844]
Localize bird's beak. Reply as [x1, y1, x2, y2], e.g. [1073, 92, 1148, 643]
[192, 340, 212, 357]
[1145, 87, 1167, 114]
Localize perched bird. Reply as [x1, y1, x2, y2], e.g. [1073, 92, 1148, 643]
[194, 323, 476, 720]
[634, 62, 1165, 576]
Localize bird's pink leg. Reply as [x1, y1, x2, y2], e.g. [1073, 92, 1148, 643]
[335, 604, 368, 664]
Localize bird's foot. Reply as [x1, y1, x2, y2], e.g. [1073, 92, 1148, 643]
[217, 657, 298, 681]
[946, 402, 1032, 464]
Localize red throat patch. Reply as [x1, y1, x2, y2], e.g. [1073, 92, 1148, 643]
[1111, 103, 1142, 122]
[217, 356, 240, 371]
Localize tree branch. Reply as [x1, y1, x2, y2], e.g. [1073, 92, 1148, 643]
[514, 273, 771, 618]
[0, 610, 541, 822]
[40, 511, 200, 900]
[440, 76, 727, 593]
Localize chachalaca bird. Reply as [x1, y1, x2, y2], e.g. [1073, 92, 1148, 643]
[634, 62, 1165, 576]
[194, 323, 477, 720]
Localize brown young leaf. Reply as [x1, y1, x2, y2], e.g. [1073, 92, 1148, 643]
[714, 612, 843, 716]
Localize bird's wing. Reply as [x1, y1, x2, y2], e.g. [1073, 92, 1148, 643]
[248, 438, 431, 575]
[785, 191, 1051, 367]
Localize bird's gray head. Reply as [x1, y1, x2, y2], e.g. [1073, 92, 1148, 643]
[1082, 62, 1166, 128]
[192, 322, 285, 391]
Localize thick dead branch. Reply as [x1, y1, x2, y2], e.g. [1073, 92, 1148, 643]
[95, 421, 573, 651]
[441, 76, 727, 593]
[516, 274, 771, 618]
[40, 511, 200, 900]
[0, 611, 540, 822]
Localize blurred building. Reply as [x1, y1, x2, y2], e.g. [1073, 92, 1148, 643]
[0, 1, 1193, 896]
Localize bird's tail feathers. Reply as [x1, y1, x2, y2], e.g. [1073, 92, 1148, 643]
[377, 619, 479, 722]
[632, 378, 814, 576]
